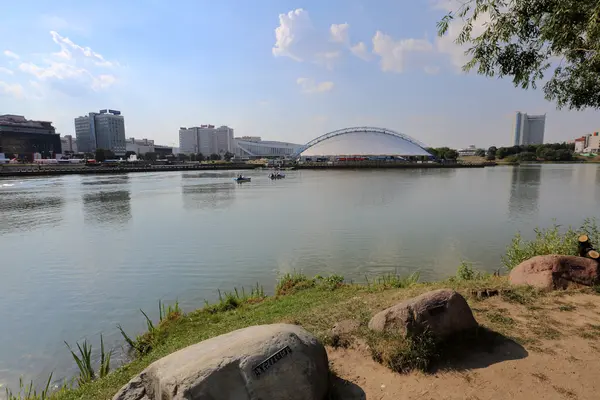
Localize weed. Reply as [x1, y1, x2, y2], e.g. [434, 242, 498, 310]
[4, 374, 53, 400]
[531, 372, 548, 382]
[368, 330, 439, 373]
[276, 271, 315, 296]
[455, 262, 486, 281]
[376, 270, 420, 289]
[502, 286, 540, 304]
[502, 223, 580, 270]
[487, 312, 514, 327]
[65, 335, 111, 386]
[315, 274, 345, 291]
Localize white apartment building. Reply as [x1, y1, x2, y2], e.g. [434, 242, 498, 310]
[74, 109, 126, 155]
[574, 132, 600, 154]
[513, 112, 546, 146]
[178, 125, 234, 155]
[126, 137, 155, 155]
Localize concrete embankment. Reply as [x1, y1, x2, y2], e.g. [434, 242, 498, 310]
[0, 163, 261, 177]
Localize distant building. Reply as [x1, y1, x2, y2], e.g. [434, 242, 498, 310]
[154, 145, 173, 158]
[75, 109, 126, 155]
[60, 134, 77, 153]
[233, 137, 303, 159]
[0, 114, 61, 158]
[126, 137, 154, 155]
[457, 145, 477, 157]
[513, 112, 546, 146]
[574, 132, 600, 154]
[178, 125, 234, 155]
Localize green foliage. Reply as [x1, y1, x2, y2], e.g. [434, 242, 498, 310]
[502, 224, 580, 270]
[485, 153, 496, 161]
[204, 283, 266, 313]
[276, 271, 316, 295]
[375, 271, 420, 289]
[209, 153, 221, 161]
[315, 274, 345, 291]
[437, 0, 600, 110]
[223, 151, 234, 161]
[455, 262, 486, 281]
[196, 153, 205, 162]
[426, 147, 459, 160]
[177, 153, 190, 162]
[4, 374, 54, 400]
[65, 335, 111, 386]
[143, 152, 157, 162]
[368, 330, 439, 373]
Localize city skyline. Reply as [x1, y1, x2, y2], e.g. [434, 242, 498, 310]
[1, 0, 599, 149]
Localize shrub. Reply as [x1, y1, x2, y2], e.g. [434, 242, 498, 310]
[315, 274, 345, 291]
[455, 262, 486, 281]
[275, 272, 315, 296]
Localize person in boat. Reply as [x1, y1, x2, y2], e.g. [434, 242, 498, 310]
[238, 174, 243, 180]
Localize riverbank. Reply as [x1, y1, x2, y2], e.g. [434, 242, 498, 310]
[297, 162, 492, 169]
[0, 162, 262, 177]
[21, 270, 598, 400]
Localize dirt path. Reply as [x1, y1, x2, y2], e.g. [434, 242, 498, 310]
[329, 293, 600, 400]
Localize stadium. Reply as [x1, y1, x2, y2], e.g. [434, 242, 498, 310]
[293, 127, 432, 162]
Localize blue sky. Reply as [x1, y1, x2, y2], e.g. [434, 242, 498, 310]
[0, 0, 598, 148]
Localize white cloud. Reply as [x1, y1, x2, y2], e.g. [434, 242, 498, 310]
[50, 31, 114, 67]
[3, 50, 19, 60]
[330, 23, 349, 44]
[296, 77, 334, 94]
[350, 42, 371, 61]
[372, 31, 433, 73]
[433, 0, 491, 71]
[0, 81, 24, 98]
[14, 31, 118, 97]
[272, 9, 346, 69]
[0, 67, 13, 75]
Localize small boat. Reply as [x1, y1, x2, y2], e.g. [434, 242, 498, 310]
[269, 173, 285, 180]
[234, 176, 251, 183]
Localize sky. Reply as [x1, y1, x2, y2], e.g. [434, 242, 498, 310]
[0, 0, 598, 149]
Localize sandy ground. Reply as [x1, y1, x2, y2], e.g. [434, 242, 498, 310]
[328, 293, 600, 400]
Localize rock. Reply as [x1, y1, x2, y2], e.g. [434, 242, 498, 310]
[368, 289, 477, 338]
[509, 255, 599, 290]
[113, 323, 329, 400]
[331, 320, 360, 336]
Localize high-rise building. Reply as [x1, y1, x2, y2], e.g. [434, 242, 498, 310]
[75, 109, 126, 155]
[0, 114, 61, 159]
[178, 125, 234, 155]
[513, 112, 546, 146]
[60, 134, 77, 153]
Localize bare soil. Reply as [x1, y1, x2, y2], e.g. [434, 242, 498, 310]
[329, 293, 600, 400]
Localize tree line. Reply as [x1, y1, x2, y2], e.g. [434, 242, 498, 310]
[88, 150, 235, 162]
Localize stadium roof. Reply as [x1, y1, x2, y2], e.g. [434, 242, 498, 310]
[297, 127, 431, 157]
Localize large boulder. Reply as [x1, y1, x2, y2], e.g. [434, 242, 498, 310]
[368, 289, 477, 338]
[113, 323, 329, 400]
[509, 255, 599, 290]
[508, 254, 598, 290]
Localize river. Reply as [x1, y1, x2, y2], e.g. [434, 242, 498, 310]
[0, 164, 598, 390]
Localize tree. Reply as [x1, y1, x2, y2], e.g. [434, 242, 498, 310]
[444, 149, 459, 160]
[517, 152, 537, 161]
[496, 148, 507, 159]
[177, 153, 190, 162]
[95, 149, 107, 162]
[196, 153, 205, 162]
[555, 149, 573, 161]
[487, 146, 497, 156]
[437, 1, 600, 110]
[209, 153, 221, 161]
[475, 148, 486, 157]
[223, 151, 234, 161]
[144, 152, 157, 162]
[486, 153, 496, 161]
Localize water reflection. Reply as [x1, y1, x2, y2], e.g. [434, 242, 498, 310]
[0, 182, 64, 234]
[181, 182, 235, 210]
[81, 175, 130, 186]
[82, 191, 131, 224]
[508, 166, 541, 219]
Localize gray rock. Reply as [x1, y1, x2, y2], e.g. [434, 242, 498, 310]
[112, 323, 329, 400]
[368, 289, 477, 338]
[331, 320, 360, 336]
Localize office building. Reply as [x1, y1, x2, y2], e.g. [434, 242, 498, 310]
[178, 125, 234, 155]
[513, 112, 546, 146]
[75, 109, 126, 155]
[126, 138, 154, 155]
[60, 134, 77, 153]
[0, 114, 61, 158]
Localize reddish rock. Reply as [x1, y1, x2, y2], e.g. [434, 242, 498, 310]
[368, 289, 477, 338]
[509, 255, 599, 290]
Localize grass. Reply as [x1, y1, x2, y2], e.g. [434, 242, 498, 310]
[64, 335, 111, 386]
[502, 218, 600, 270]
